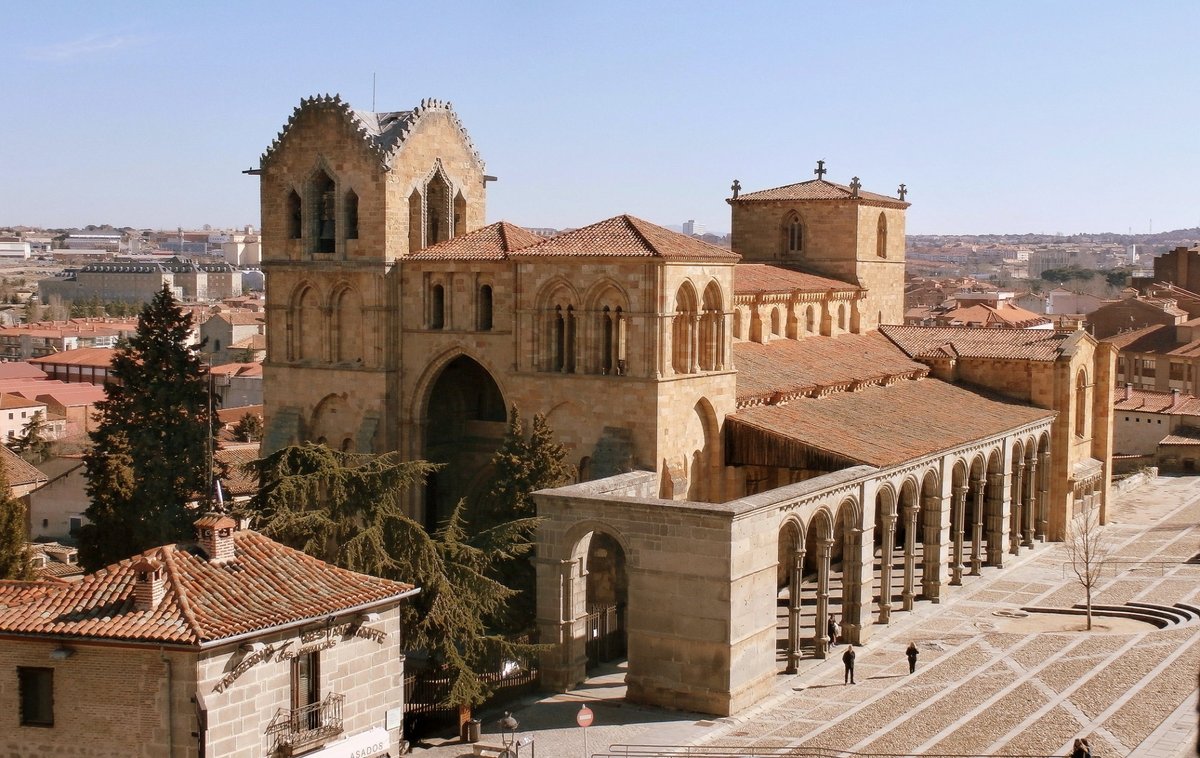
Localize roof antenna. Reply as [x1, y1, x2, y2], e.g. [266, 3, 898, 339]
[372, 72, 376, 111]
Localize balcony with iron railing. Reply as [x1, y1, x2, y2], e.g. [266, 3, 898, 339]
[266, 693, 345, 756]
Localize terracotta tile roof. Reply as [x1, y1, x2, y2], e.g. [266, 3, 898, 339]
[0, 363, 47, 380]
[229, 333, 267, 351]
[0, 392, 45, 410]
[729, 378, 1055, 468]
[733, 264, 858, 296]
[1158, 427, 1200, 446]
[408, 221, 546, 260]
[1, 446, 48, 489]
[210, 362, 263, 377]
[1100, 323, 1175, 351]
[29, 347, 115, 368]
[881, 325, 1073, 361]
[511, 215, 739, 262]
[0, 530, 416, 647]
[734, 333, 927, 406]
[1113, 388, 1200, 417]
[207, 311, 265, 326]
[734, 178, 909, 208]
[217, 404, 263, 425]
[215, 446, 259, 497]
[940, 302, 1051, 329]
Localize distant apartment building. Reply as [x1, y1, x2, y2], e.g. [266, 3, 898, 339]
[1112, 385, 1200, 472]
[210, 362, 264, 407]
[1045, 288, 1109, 316]
[39, 258, 244, 305]
[0, 237, 31, 259]
[1103, 317, 1200, 396]
[682, 219, 705, 236]
[0, 319, 138, 361]
[0, 394, 56, 444]
[1088, 292, 1188, 339]
[0, 515, 414, 758]
[63, 231, 123, 251]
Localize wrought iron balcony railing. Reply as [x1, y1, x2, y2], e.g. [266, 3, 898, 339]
[265, 692, 345, 755]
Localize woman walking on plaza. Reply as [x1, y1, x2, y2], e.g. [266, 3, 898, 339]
[905, 641, 919, 674]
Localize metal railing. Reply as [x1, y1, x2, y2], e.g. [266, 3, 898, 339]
[265, 692, 345, 755]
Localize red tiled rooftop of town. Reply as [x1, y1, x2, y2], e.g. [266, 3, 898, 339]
[1113, 387, 1200, 416]
[0, 529, 416, 647]
[29, 347, 116, 368]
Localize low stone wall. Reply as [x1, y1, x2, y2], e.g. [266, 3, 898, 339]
[1112, 466, 1158, 496]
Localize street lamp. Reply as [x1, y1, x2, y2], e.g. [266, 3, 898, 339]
[498, 712, 519, 758]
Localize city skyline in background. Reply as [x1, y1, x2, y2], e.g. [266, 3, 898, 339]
[4, 1, 1198, 236]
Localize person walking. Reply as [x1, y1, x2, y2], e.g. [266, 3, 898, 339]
[842, 645, 856, 685]
[1070, 737, 1091, 758]
[905, 641, 919, 674]
[827, 615, 838, 650]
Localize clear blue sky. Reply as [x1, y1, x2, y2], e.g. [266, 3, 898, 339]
[5, 2, 1198, 235]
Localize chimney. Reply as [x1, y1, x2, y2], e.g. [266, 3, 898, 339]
[131, 555, 165, 612]
[1172, 388, 1181, 407]
[1124, 383, 1133, 401]
[195, 513, 238, 563]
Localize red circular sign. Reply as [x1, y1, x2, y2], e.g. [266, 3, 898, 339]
[577, 705, 594, 728]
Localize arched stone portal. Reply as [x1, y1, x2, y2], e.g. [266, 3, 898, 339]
[422, 355, 506, 530]
[584, 532, 628, 670]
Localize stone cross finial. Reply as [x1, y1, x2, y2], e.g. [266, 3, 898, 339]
[814, 160, 827, 180]
[849, 177, 861, 198]
[731, 179, 741, 199]
[898, 183, 907, 201]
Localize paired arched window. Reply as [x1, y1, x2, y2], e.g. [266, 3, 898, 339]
[672, 283, 698, 374]
[698, 282, 725, 370]
[425, 171, 450, 247]
[552, 305, 576, 372]
[805, 305, 816, 334]
[876, 212, 888, 258]
[599, 305, 626, 375]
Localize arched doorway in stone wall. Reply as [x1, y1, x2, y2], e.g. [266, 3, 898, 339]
[873, 486, 898, 623]
[777, 519, 806, 672]
[583, 531, 628, 671]
[422, 355, 507, 531]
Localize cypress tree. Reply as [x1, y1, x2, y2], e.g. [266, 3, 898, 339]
[78, 285, 214, 570]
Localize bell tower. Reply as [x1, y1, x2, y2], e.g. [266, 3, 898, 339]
[728, 162, 909, 329]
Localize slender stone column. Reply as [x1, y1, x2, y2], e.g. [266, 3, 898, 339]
[921, 494, 942, 602]
[689, 314, 701, 373]
[902, 505, 917, 610]
[970, 477, 984, 576]
[1023, 458, 1037, 546]
[879, 515, 896, 622]
[1010, 462, 1025, 555]
[842, 528, 866, 640]
[785, 548, 805, 674]
[1037, 450, 1050, 541]
[951, 485, 967, 586]
[986, 472, 1007, 568]
[815, 539, 832, 659]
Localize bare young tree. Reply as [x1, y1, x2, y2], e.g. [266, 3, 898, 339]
[1065, 506, 1112, 630]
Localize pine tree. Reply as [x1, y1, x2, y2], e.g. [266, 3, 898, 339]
[77, 285, 215, 571]
[0, 459, 32, 580]
[10, 410, 52, 464]
[474, 405, 573, 632]
[246, 444, 539, 709]
[232, 412, 263, 443]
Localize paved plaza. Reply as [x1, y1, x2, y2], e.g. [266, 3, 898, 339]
[416, 475, 1200, 757]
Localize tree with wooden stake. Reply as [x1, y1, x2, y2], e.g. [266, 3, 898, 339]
[1064, 506, 1111, 631]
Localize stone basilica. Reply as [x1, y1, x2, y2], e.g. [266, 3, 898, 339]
[256, 95, 1115, 716]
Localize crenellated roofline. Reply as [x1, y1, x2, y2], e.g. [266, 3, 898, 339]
[259, 93, 485, 173]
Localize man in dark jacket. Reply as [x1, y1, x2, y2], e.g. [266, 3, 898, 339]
[906, 641, 919, 674]
[842, 645, 856, 684]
